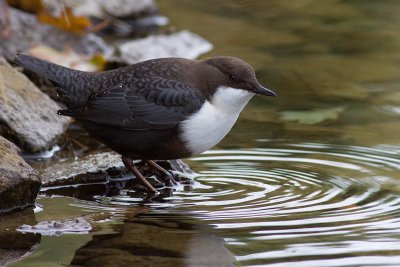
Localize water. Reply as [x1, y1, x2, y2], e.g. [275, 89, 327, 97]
[2, 0, 400, 266]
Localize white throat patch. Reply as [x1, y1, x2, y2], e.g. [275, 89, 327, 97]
[180, 86, 254, 155]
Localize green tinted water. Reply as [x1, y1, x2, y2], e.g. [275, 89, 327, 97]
[3, 1, 400, 266]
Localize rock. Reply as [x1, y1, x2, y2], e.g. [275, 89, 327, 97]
[0, 136, 41, 213]
[0, 208, 41, 266]
[41, 151, 194, 188]
[41, 152, 127, 187]
[0, 8, 113, 61]
[1, 7, 211, 63]
[43, 0, 158, 18]
[18, 217, 92, 236]
[43, 0, 168, 37]
[117, 30, 213, 64]
[93, 14, 169, 37]
[0, 57, 70, 152]
[0, 0, 11, 40]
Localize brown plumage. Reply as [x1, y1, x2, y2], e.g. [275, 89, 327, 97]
[15, 53, 276, 192]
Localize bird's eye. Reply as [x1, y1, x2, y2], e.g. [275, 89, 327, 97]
[229, 74, 239, 82]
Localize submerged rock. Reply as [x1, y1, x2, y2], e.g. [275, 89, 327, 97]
[0, 57, 70, 152]
[118, 30, 213, 64]
[0, 136, 41, 213]
[18, 217, 92, 236]
[41, 151, 194, 188]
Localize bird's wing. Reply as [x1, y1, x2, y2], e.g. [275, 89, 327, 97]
[73, 77, 205, 130]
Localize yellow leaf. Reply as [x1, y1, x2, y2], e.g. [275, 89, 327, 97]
[37, 7, 91, 34]
[8, 0, 90, 34]
[89, 54, 107, 71]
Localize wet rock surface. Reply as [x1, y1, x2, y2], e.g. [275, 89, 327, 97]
[41, 151, 194, 188]
[41, 152, 127, 187]
[0, 136, 41, 213]
[18, 217, 92, 236]
[0, 57, 70, 152]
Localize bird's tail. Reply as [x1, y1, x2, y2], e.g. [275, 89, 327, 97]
[14, 53, 82, 87]
[14, 53, 92, 110]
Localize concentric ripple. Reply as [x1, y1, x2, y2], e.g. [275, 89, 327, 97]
[166, 142, 400, 266]
[91, 142, 400, 266]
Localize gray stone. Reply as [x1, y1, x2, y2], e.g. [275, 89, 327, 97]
[42, 0, 168, 38]
[41, 151, 194, 187]
[118, 30, 213, 64]
[0, 0, 11, 40]
[43, 0, 158, 18]
[0, 7, 211, 64]
[0, 8, 114, 61]
[0, 136, 41, 213]
[41, 152, 127, 187]
[0, 57, 70, 152]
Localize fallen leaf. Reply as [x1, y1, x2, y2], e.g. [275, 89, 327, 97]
[8, 0, 90, 34]
[280, 106, 346, 125]
[37, 6, 91, 34]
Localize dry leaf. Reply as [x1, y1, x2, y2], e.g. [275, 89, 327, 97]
[8, 0, 90, 34]
[37, 6, 91, 34]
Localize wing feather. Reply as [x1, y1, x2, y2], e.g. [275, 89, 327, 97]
[73, 78, 204, 130]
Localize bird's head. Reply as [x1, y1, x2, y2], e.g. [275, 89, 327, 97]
[205, 56, 276, 97]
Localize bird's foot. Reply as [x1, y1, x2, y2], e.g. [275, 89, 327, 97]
[122, 156, 157, 193]
[163, 171, 178, 187]
[145, 160, 178, 187]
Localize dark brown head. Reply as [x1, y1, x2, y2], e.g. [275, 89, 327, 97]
[204, 56, 276, 96]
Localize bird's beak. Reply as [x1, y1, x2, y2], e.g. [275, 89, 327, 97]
[253, 86, 277, 97]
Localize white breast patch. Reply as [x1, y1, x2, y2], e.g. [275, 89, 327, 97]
[180, 86, 254, 155]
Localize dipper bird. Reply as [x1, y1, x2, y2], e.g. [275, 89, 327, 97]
[15, 54, 276, 192]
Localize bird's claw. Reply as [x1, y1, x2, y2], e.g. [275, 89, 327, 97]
[163, 171, 178, 186]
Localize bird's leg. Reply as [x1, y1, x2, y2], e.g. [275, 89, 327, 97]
[145, 160, 178, 186]
[122, 156, 157, 193]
